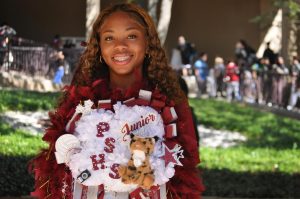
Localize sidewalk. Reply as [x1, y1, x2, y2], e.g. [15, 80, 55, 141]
[247, 102, 300, 120]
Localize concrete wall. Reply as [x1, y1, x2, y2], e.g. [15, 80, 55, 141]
[0, 0, 86, 43]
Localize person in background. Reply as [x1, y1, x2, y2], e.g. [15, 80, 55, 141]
[194, 52, 209, 97]
[235, 39, 257, 69]
[177, 35, 197, 66]
[261, 57, 273, 106]
[214, 56, 226, 97]
[52, 51, 65, 87]
[224, 61, 241, 102]
[263, 42, 276, 65]
[271, 56, 289, 107]
[242, 68, 256, 103]
[172, 35, 197, 76]
[251, 59, 264, 104]
[206, 63, 217, 98]
[287, 56, 300, 110]
[51, 34, 63, 50]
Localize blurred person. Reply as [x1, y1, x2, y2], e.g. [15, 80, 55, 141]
[235, 40, 256, 102]
[52, 51, 65, 87]
[206, 64, 217, 98]
[171, 35, 197, 76]
[224, 61, 241, 102]
[288, 76, 300, 110]
[214, 56, 225, 97]
[177, 35, 197, 65]
[263, 42, 276, 65]
[235, 40, 247, 68]
[242, 69, 256, 103]
[271, 56, 289, 107]
[261, 57, 273, 105]
[235, 39, 257, 69]
[251, 59, 265, 104]
[287, 57, 300, 110]
[170, 46, 183, 74]
[194, 52, 209, 96]
[53, 62, 64, 87]
[290, 56, 300, 93]
[51, 34, 63, 50]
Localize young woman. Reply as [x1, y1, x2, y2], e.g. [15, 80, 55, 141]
[31, 3, 204, 199]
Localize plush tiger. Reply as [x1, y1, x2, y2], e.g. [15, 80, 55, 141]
[118, 134, 156, 190]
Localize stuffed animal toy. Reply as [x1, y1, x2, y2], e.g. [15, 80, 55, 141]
[118, 134, 156, 190]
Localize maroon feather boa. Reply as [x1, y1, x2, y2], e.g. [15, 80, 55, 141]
[30, 79, 204, 198]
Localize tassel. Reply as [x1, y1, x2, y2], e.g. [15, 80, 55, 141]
[161, 107, 178, 124]
[164, 124, 177, 138]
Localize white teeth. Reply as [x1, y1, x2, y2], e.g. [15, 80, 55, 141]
[113, 56, 130, 62]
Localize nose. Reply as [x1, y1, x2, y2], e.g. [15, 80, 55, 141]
[114, 38, 128, 51]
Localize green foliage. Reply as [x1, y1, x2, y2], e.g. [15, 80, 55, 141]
[189, 98, 300, 149]
[0, 89, 59, 112]
[250, 0, 300, 29]
[200, 147, 300, 174]
[202, 168, 300, 197]
[190, 98, 300, 197]
[0, 155, 35, 196]
[0, 119, 47, 196]
[273, 0, 300, 19]
[0, 120, 47, 156]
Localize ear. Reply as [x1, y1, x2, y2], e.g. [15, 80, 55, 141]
[153, 136, 159, 142]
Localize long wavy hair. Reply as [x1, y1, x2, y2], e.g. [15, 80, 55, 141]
[71, 3, 184, 102]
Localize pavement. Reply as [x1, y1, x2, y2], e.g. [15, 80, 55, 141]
[247, 102, 300, 120]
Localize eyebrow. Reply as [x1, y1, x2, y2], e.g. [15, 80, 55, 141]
[101, 26, 141, 34]
[126, 27, 140, 31]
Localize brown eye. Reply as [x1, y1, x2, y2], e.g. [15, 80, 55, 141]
[104, 36, 113, 41]
[128, 34, 137, 39]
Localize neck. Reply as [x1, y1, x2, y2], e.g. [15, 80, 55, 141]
[109, 69, 142, 90]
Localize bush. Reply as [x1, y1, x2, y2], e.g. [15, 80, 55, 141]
[0, 155, 34, 196]
[202, 168, 300, 197]
[0, 120, 46, 196]
[0, 89, 59, 113]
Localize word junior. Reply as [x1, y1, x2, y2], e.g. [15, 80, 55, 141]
[121, 114, 156, 136]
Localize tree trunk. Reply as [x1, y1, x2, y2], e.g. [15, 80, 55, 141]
[86, 0, 100, 39]
[156, 0, 173, 45]
[148, 0, 159, 25]
[281, 6, 290, 63]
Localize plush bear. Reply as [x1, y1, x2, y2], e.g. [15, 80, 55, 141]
[118, 134, 156, 190]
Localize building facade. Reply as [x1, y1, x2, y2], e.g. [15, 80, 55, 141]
[1, 0, 282, 64]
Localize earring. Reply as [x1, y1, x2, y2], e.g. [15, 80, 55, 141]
[145, 54, 151, 59]
[99, 55, 103, 63]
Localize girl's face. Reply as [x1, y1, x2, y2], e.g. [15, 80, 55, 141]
[99, 11, 147, 78]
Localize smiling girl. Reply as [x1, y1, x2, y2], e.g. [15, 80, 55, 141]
[31, 3, 204, 199]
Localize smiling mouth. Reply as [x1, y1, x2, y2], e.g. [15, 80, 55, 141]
[112, 55, 132, 63]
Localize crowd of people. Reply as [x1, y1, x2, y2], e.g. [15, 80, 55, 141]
[171, 36, 300, 111]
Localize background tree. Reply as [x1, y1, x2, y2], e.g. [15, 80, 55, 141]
[252, 0, 300, 63]
[129, 0, 173, 46]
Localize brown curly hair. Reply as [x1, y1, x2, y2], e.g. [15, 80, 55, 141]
[71, 3, 184, 103]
